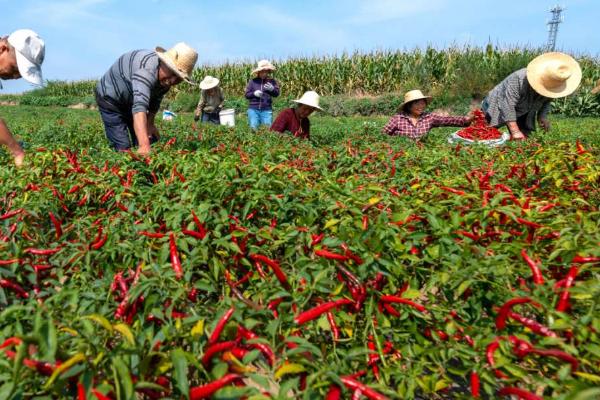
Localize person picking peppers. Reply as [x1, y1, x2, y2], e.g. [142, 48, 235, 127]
[270, 91, 321, 140]
[382, 89, 472, 141]
[0, 29, 45, 167]
[482, 52, 581, 140]
[95, 42, 198, 154]
[245, 60, 280, 130]
[194, 75, 224, 125]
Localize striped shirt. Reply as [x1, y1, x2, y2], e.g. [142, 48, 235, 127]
[483, 68, 551, 133]
[383, 112, 470, 140]
[96, 50, 169, 114]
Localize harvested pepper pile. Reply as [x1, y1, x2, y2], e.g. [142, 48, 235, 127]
[457, 109, 503, 141]
[0, 109, 599, 399]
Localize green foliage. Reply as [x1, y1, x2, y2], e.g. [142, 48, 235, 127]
[0, 106, 599, 398]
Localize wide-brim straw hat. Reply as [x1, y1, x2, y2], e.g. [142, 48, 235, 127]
[252, 59, 276, 75]
[400, 90, 432, 108]
[292, 90, 322, 111]
[199, 75, 220, 90]
[155, 42, 198, 83]
[526, 52, 581, 99]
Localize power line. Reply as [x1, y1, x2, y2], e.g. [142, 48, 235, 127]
[546, 5, 564, 51]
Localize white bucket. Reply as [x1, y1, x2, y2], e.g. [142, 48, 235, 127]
[219, 108, 235, 127]
[162, 110, 176, 121]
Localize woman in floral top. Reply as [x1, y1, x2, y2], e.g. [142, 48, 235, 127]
[383, 90, 471, 141]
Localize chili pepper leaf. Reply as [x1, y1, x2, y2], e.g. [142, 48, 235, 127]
[171, 348, 189, 399]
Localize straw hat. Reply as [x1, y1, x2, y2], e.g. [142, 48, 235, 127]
[199, 75, 220, 90]
[293, 91, 322, 110]
[526, 52, 581, 98]
[155, 42, 198, 83]
[252, 59, 276, 75]
[400, 90, 432, 107]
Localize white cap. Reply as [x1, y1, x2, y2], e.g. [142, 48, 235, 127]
[7, 29, 45, 86]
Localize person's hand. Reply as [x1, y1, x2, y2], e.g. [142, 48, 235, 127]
[263, 82, 274, 92]
[138, 145, 151, 155]
[148, 125, 160, 140]
[193, 112, 200, 122]
[511, 131, 526, 140]
[13, 151, 25, 167]
[254, 90, 263, 98]
[538, 118, 551, 132]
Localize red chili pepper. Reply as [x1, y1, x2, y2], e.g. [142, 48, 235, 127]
[294, 299, 353, 325]
[496, 297, 539, 330]
[315, 249, 349, 262]
[182, 229, 205, 239]
[498, 387, 542, 400]
[508, 311, 558, 337]
[516, 218, 543, 229]
[0, 279, 29, 298]
[326, 311, 340, 341]
[139, 231, 165, 238]
[362, 215, 369, 231]
[311, 233, 325, 246]
[339, 376, 389, 400]
[47, 211, 63, 240]
[189, 373, 240, 400]
[190, 210, 208, 239]
[77, 194, 88, 207]
[470, 371, 480, 398]
[486, 339, 501, 367]
[367, 336, 380, 380]
[236, 326, 275, 365]
[0, 337, 22, 349]
[325, 384, 342, 400]
[248, 254, 290, 290]
[208, 307, 235, 345]
[520, 249, 544, 285]
[439, 186, 466, 196]
[202, 341, 237, 366]
[100, 189, 115, 203]
[576, 140, 587, 155]
[24, 247, 61, 256]
[455, 230, 480, 241]
[381, 302, 402, 317]
[0, 208, 23, 220]
[572, 255, 600, 264]
[91, 389, 111, 400]
[556, 265, 578, 312]
[380, 295, 427, 313]
[78, 383, 87, 400]
[0, 259, 20, 266]
[91, 227, 108, 250]
[169, 232, 183, 280]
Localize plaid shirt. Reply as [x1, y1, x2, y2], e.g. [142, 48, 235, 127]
[382, 112, 470, 140]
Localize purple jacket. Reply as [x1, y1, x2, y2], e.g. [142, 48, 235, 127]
[245, 77, 280, 110]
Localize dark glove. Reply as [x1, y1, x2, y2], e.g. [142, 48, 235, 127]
[193, 115, 200, 122]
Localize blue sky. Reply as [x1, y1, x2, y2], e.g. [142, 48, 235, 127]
[1, 0, 598, 93]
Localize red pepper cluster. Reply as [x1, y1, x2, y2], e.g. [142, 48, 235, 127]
[457, 109, 503, 140]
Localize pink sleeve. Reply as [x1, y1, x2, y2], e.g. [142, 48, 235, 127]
[382, 116, 399, 135]
[431, 114, 470, 127]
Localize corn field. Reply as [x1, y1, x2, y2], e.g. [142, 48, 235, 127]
[4, 46, 600, 115]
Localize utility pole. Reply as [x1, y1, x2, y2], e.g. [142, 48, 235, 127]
[546, 5, 564, 51]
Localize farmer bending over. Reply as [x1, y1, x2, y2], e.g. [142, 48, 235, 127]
[271, 91, 321, 139]
[0, 30, 45, 166]
[383, 90, 471, 141]
[482, 52, 581, 140]
[96, 43, 198, 154]
[194, 75, 224, 125]
[245, 60, 280, 130]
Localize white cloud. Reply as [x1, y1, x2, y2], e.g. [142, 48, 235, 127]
[348, 0, 448, 24]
